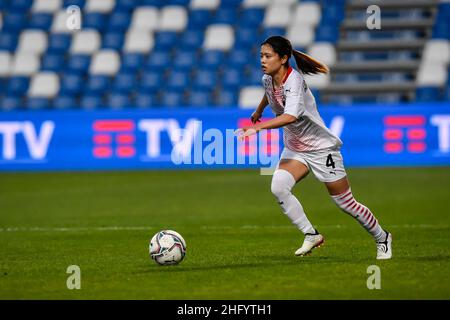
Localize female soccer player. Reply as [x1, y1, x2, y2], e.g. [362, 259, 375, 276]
[236, 36, 392, 259]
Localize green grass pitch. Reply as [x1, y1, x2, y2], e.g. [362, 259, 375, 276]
[0, 167, 449, 299]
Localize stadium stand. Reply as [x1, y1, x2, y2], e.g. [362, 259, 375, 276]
[0, 0, 449, 110]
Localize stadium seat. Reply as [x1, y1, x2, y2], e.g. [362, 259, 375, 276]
[113, 72, 137, 93]
[159, 6, 188, 31]
[140, 71, 163, 93]
[172, 50, 197, 72]
[187, 9, 211, 30]
[307, 42, 336, 67]
[263, 4, 292, 28]
[0, 96, 23, 111]
[17, 30, 48, 54]
[422, 40, 450, 65]
[242, 0, 271, 8]
[28, 72, 60, 98]
[227, 49, 250, 68]
[130, 7, 159, 31]
[0, 52, 12, 76]
[190, 0, 220, 10]
[315, 24, 339, 43]
[416, 86, 443, 102]
[292, 2, 321, 27]
[52, 11, 77, 33]
[27, 97, 50, 109]
[287, 24, 315, 48]
[179, 30, 204, 50]
[213, 8, 237, 24]
[215, 89, 238, 106]
[238, 8, 265, 27]
[12, 53, 40, 75]
[47, 33, 71, 53]
[221, 68, 243, 90]
[0, 32, 18, 51]
[84, 0, 115, 13]
[187, 90, 212, 107]
[239, 86, 265, 109]
[167, 71, 190, 90]
[70, 30, 101, 54]
[7, 76, 30, 96]
[29, 13, 53, 30]
[90, 50, 120, 76]
[32, 0, 62, 12]
[416, 63, 447, 87]
[146, 51, 170, 71]
[134, 93, 159, 108]
[67, 54, 91, 74]
[304, 73, 330, 89]
[192, 70, 217, 90]
[60, 73, 84, 95]
[2, 13, 27, 32]
[161, 91, 185, 107]
[200, 50, 225, 70]
[80, 94, 103, 109]
[154, 31, 178, 51]
[109, 11, 131, 32]
[121, 53, 145, 72]
[115, 0, 138, 11]
[234, 26, 256, 49]
[102, 32, 124, 50]
[107, 93, 131, 109]
[83, 12, 108, 32]
[53, 95, 77, 109]
[124, 30, 155, 53]
[84, 75, 111, 95]
[204, 25, 235, 51]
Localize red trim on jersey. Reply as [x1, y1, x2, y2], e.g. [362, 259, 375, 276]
[282, 67, 293, 84]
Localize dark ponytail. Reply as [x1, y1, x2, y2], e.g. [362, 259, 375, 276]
[261, 36, 328, 75]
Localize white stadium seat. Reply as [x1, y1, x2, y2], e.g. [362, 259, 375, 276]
[239, 87, 265, 109]
[12, 53, 40, 76]
[124, 30, 154, 53]
[32, 0, 61, 13]
[28, 72, 60, 98]
[17, 30, 48, 54]
[130, 7, 159, 31]
[51, 10, 76, 33]
[287, 24, 315, 48]
[242, 0, 271, 8]
[303, 73, 330, 89]
[70, 30, 101, 54]
[190, 0, 220, 10]
[292, 2, 322, 27]
[90, 50, 120, 75]
[203, 25, 235, 51]
[416, 62, 447, 86]
[84, 0, 115, 13]
[263, 5, 292, 28]
[307, 42, 336, 67]
[0, 52, 11, 76]
[159, 6, 188, 31]
[422, 40, 450, 65]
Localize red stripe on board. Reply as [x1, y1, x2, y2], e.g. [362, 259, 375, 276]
[384, 129, 403, 140]
[116, 146, 136, 158]
[384, 115, 425, 127]
[93, 146, 112, 158]
[93, 120, 135, 132]
[408, 142, 426, 153]
[407, 128, 426, 140]
[116, 134, 135, 144]
[384, 142, 403, 153]
[93, 134, 112, 145]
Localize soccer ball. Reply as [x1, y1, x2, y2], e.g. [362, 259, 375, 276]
[149, 230, 186, 265]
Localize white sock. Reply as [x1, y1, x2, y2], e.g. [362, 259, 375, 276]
[271, 169, 316, 235]
[331, 188, 384, 242]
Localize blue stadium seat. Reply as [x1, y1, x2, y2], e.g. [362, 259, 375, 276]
[60, 73, 84, 95]
[140, 71, 163, 93]
[121, 53, 145, 72]
[146, 51, 171, 71]
[154, 32, 178, 51]
[107, 93, 131, 109]
[141, 0, 163, 7]
[315, 25, 339, 42]
[167, 71, 190, 91]
[108, 11, 131, 32]
[113, 72, 137, 93]
[134, 93, 159, 108]
[192, 70, 217, 90]
[238, 8, 264, 28]
[84, 76, 111, 95]
[201, 50, 225, 70]
[0, 96, 22, 111]
[27, 98, 50, 110]
[179, 30, 204, 51]
[167, 0, 189, 5]
[29, 13, 53, 30]
[0, 32, 18, 51]
[445, 84, 450, 101]
[227, 49, 250, 68]
[416, 87, 443, 102]
[41, 53, 65, 72]
[172, 50, 197, 72]
[234, 27, 257, 49]
[215, 90, 238, 106]
[161, 91, 185, 107]
[103, 32, 124, 50]
[219, 0, 242, 8]
[187, 90, 212, 107]
[48, 34, 72, 54]
[9, 0, 32, 12]
[83, 13, 108, 32]
[53, 95, 78, 109]
[187, 10, 212, 30]
[260, 28, 286, 42]
[80, 94, 103, 109]
[67, 55, 91, 74]
[115, 0, 138, 11]
[244, 67, 263, 86]
[7, 77, 30, 96]
[221, 68, 243, 90]
[213, 8, 237, 24]
[321, 5, 345, 23]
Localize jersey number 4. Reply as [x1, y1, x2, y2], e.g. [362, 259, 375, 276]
[326, 154, 336, 169]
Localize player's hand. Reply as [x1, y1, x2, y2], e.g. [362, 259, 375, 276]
[234, 127, 258, 142]
[250, 111, 262, 124]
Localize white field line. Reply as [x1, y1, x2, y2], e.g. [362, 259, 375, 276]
[0, 224, 447, 233]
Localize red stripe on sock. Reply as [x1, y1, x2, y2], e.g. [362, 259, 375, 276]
[350, 202, 359, 211]
[342, 196, 354, 206]
[344, 200, 356, 210]
[367, 215, 374, 226]
[339, 190, 353, 201]
[369, 218, 378, 230]
[362, 209, 370, 219]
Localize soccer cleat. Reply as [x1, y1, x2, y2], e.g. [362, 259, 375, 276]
[295, 232, 324, 256]
[376, 231, 393, 260]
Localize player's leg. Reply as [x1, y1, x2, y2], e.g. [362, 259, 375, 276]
[325, 176, 392, 260]
[271, 158, 324, 256]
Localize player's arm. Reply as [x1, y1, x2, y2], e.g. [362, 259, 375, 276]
[251, 94, 268, 124]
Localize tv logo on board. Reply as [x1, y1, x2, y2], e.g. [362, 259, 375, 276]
[0, 121, 54, 161]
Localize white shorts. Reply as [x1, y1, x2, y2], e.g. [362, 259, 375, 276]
[278, 147, 347, 183]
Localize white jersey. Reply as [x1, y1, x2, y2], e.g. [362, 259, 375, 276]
[262, 67, 343, 152]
